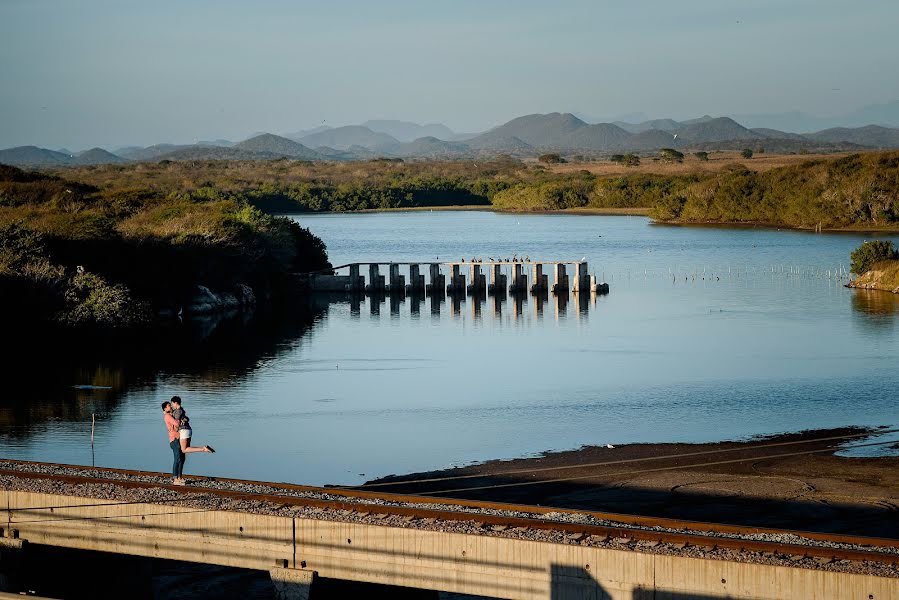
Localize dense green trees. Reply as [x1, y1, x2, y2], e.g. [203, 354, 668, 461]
[652, 152, 899, 229]
[0, 164, 332, 329]
[851, 240, 898, 274]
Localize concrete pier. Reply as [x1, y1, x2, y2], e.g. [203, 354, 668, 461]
[467, 264, 486, 294]
[388, 263, 405, 293]
[426, 264, 445, 294]
[571, 262, 588, 293]
[530, 263, 548, 293]
[552, 263, 569, 294]
[365, 264, 385, 293]
[302, 260, 609, 298]
[488, 263, 507, 295]
[406, 264, 425, 293]
[349, 264, 363, 291]
[510, 263, 528, 293]
[446, 264, 465, 294]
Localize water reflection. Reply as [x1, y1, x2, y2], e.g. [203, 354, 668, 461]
[1, 302, 326, 442]
[850, 289, 899, 332]
[851, 289, 899, 316]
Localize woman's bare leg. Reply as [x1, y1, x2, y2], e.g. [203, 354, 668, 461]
[181, 438, 211, 453]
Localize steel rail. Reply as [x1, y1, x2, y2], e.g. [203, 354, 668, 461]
[1, 461, 897, 566]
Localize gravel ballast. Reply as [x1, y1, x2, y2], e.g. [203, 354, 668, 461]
[1, 460, 897, 579]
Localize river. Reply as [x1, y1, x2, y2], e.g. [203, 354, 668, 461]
[2, 212, 898, 485]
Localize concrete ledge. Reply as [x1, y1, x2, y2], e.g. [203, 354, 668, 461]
[4, 490, 898, 599]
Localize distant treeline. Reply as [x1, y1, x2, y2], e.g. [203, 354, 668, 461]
[46, 152, 899, 229]
[494, 152, 899, 229]
[653, 152, 899, 228]
[46, 158, 528, 213]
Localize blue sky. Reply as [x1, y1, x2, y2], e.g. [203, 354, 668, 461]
[2, 0, 898, 148]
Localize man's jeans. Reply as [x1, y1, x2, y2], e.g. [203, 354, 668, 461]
[170, 439, 185, 478]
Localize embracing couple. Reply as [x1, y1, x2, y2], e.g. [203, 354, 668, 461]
[161, 396, 215, 485]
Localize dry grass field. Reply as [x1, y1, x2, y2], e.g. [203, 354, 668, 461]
[545, 151, 861, 177]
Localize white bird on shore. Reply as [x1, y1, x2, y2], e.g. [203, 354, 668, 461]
[606, 443, 615, 449]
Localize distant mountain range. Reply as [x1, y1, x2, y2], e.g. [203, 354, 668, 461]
[3, 112, 899, 167]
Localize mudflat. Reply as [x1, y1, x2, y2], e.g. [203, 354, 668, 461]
[369, 427, 899, 538]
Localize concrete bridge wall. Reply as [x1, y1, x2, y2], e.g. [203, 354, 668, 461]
[3, 490, 896, 600]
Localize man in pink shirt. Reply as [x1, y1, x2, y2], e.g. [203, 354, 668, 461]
[162, 400, 185, 484]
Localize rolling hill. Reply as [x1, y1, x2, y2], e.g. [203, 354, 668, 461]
[470, 113, 587, 147]
[363, 120, 456, 143]
[0, 146, 74, 166]
[71, 147, 127, 165]
[233, 134, 322, 159]
[393, 137, 470, 157]
[674, 117, 767, 144]
[805, 125, 899, 147]
[297, 126, 400, 151]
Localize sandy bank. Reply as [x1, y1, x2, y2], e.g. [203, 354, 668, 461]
[370, 427, 899, 538]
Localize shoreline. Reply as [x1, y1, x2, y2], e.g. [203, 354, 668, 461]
[367, 427, 899, 537]
[290, 205, 899, 233]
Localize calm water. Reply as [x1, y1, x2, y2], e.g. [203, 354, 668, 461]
[2, 212, 898, 485]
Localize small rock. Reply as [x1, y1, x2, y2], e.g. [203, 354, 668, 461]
[789, 554, 806, 562]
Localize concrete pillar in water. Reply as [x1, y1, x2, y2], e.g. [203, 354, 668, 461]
[349, 263, 363, 291]
[572, 262, 589, 292]
[488, 263, 507, 294]
[530, 263, 547, 293]
[426, 263, 445, 294]
[447, 264, 466, 294]
[552, 263, 569, 294]
[270, 567, 316, 600]
[388, 263, 404, 293]
[510, 263, 528, 293]
[467, 264, 486, 294]
[366, 264, 385, 293]
[407, 264, 425, 293]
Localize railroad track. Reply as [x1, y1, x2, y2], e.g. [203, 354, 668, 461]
[1, 459, 897, 567]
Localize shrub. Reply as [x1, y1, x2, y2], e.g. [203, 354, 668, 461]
[660, 148, 684, 163]
[538, 153, 564, 164]
[741, 148, 754, 159]
[850, 240, 898, 275]
[693, 152, 709, 162]
[61, 272, 148, 327]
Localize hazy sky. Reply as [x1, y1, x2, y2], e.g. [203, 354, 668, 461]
[2, 0, 898, 149]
